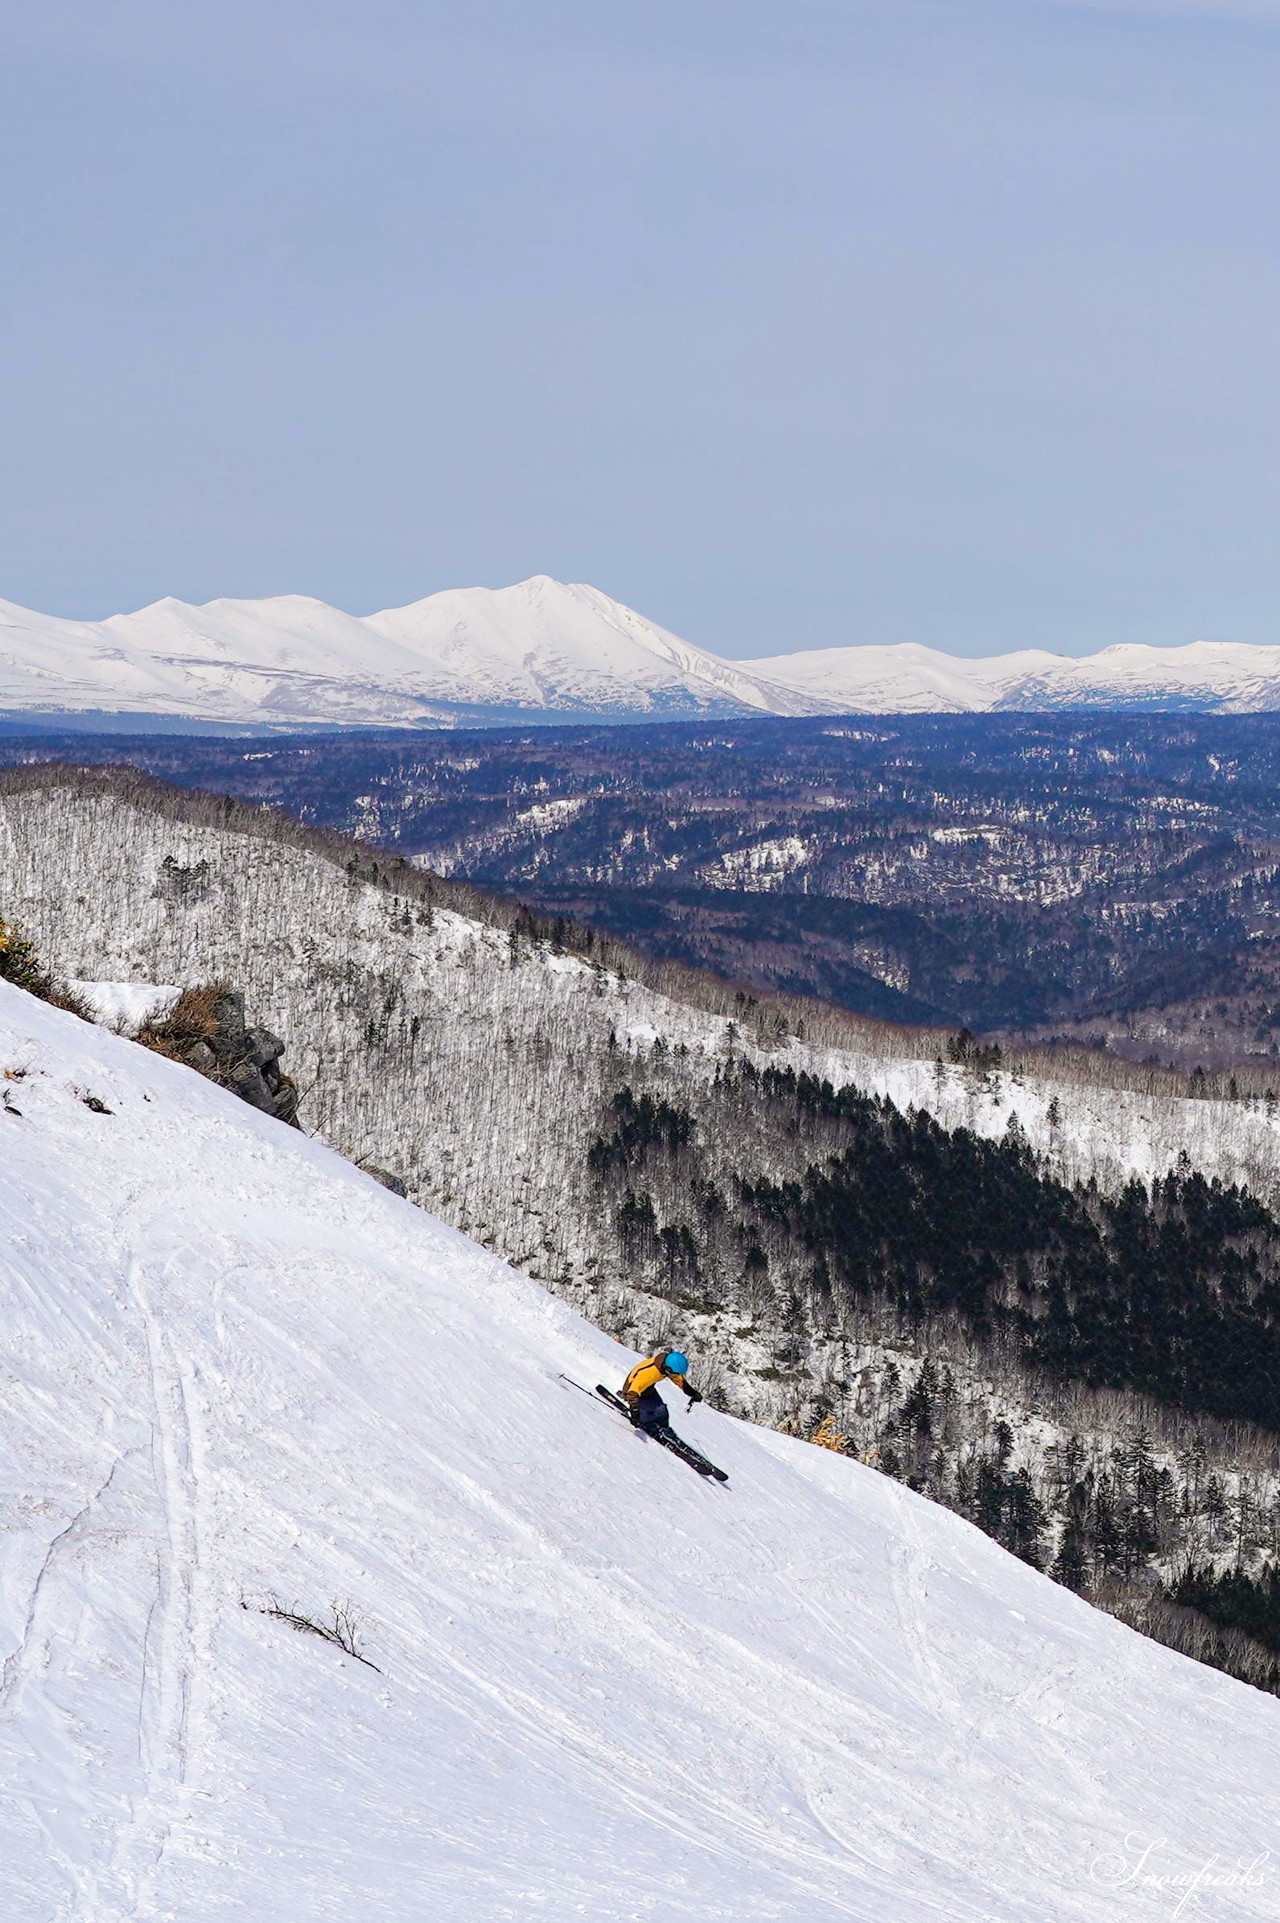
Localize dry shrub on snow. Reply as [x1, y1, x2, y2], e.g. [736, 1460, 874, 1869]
[135, 983, 229, 1062]
[0, 916, 92, 1020]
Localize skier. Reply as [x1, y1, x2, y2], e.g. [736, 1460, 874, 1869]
[621, 1347, 703, 1436]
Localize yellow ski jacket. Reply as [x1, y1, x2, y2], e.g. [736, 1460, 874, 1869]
[622, 1354, 690, 1403]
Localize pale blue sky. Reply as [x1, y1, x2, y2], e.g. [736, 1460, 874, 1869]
[3, 0, 1280, 657]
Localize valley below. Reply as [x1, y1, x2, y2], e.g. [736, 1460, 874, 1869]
[10, 712, 1280, 1069]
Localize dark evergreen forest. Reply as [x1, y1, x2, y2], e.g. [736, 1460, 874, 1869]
[1171, 1561, 1280, 1655]
[587, 1060, 1280, 1686]
[592, 1063, 1280, 1434]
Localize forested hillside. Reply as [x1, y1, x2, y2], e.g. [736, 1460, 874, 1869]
[3, 763, 1280, 1655]
[7, 714, 1280, 1062]
[588, 1058, 1280, 1651]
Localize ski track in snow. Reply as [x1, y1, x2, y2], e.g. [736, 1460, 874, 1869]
[886, 1484, 966, 1724]
[0, 1456, 126, 1921]
[94, 1246, 205, 1922]
[0, 981, 1277, 1920]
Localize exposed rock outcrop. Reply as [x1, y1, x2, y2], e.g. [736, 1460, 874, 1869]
[138, 984, 300, 1127]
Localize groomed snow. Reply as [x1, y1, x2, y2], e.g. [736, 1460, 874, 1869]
[0, 980, 1276, 1921]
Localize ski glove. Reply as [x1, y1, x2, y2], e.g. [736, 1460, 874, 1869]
[686, 1387, 703, 1405]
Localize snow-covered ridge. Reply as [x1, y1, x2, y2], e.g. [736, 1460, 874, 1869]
[5, 574, 1280, 728]
[753, 636, 1280, 715]
[1, 977, 1277, 1919]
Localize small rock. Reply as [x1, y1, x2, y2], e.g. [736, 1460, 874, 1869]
[226, 1065, 278, 1114]
[361, 1165, 408, 1198]
[242, 1028, 285, 1071]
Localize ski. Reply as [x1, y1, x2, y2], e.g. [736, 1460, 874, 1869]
[558, 1375, 729, 1482]
[654, 1429, 729, 1483]
[593, 1383, 729, 1483]
[593, 1383, 633, 1417]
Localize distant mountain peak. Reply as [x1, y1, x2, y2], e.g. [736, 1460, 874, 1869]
[2, 575, 1280, 728]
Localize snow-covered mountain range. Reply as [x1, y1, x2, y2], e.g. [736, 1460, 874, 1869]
[2, 975, 1278, 1919]
[5, 574, 1280, 728]
[0, 576, 820, 729]
[750, 636, 1280, 716]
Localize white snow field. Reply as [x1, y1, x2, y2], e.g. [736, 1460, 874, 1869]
[1, 979, 1277, 1923]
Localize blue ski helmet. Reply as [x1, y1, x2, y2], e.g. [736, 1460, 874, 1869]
[665, 1351, 689, 1374]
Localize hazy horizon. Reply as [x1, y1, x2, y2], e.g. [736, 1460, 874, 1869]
[6, 569, 1277, 665]
[6, 1, 1280, 659]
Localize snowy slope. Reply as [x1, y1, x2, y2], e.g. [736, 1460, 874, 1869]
[0, 981, 1278, 1922]
[0, 594, 455, 730]
[0, 579, 819, 729]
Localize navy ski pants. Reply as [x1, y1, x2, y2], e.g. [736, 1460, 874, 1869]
[631, 1387, 671, 1434]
